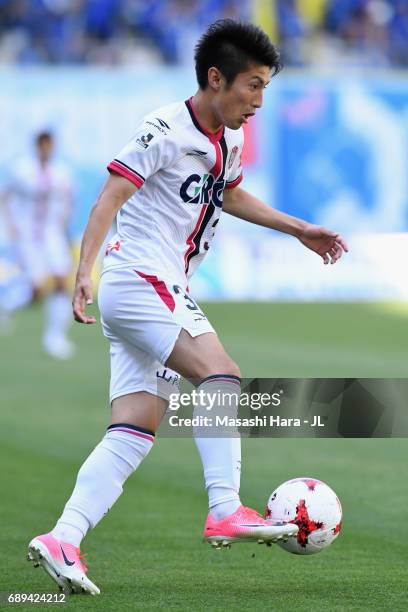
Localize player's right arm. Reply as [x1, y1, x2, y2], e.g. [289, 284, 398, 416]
[75, 113, 176, 323]
[73, 173, 137, 324]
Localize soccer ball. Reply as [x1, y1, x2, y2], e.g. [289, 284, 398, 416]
[265, 477, 342, 555]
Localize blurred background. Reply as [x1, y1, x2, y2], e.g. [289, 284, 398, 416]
[1, 0, 408, 368]
[1, 0, 408, 68]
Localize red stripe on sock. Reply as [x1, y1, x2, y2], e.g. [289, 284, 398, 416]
[109, 427, 155, 442]
[202, 377, 241, 387]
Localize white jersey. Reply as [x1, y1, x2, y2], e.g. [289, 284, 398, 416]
[6, 156, 72, 241]
[105, 98, 244, 285]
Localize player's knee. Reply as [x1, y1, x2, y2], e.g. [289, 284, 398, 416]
[166, 330, 241, 381]
[219, 359, 241, 380]
[198, 357, 241, 382]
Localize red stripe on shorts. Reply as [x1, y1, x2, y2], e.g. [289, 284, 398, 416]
[135, 270, 176, 313]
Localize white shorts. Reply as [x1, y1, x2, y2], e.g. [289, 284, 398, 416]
[17, 226, 72, 286]
[98, 266, 215, 403]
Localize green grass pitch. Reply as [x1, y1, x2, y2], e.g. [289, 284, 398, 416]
[0, 302, 407, 610]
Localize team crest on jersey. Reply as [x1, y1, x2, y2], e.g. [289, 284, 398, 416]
[135, 133, 154, 149]
[228, 145, 239, 170]
[105, 240, 121, 255]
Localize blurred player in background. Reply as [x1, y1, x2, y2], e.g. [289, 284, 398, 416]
[1, 131, 74, 359]
[28, 20, 347, 595]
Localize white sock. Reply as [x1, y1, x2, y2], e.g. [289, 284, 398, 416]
[193, 375, 242, 521]
[44, 291, 71, 342]
[52, 424, 155, 546]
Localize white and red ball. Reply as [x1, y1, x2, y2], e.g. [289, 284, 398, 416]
[265, 477, 342, 555]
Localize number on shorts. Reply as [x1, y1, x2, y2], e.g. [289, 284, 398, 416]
[173, 285, 206, 319]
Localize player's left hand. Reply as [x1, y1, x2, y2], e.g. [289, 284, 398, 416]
[73, 274, 96, 324]
[297, 224, 348, 264]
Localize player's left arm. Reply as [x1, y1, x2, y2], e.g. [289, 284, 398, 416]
[223, 186, 348, 265]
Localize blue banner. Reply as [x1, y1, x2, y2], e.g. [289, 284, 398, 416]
[272, 75, 408, 233]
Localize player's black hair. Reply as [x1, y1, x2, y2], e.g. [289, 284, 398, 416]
[194, 19, 282, 90]
[36, 131, 53, 145]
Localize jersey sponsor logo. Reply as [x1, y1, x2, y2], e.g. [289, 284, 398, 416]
[146, 120, 169, 135]
[180, 173, 225, 208]
[228, 145, 239, 169]
[135, 133, 154, 149]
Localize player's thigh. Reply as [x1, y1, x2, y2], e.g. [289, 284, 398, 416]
[111, 392, 168, 432]
[106, 331, 179, 403]
[166, 329, 241, 380]
[134, 277, 240, 379]
[98, 267, 237, 381]
[105, 325, 179, 431]
[98, 267, 214, 365]
[99, 268, 177, 364]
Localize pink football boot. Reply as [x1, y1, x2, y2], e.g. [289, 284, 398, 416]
[204, 505, 298, 548]
[27, 533, 100, 595]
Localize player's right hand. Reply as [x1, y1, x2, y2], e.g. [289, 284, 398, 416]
[73, 275, 96, 324]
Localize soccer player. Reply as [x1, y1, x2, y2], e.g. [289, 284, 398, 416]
[1, 131, 74, 359]
[28, 20, 348, 595]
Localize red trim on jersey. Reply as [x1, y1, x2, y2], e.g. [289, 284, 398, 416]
[184, 203, 207, 272]
[135, 270, 175, 313]
[225, 172, 243, 189]
[107, 160, 144, 188]
[210, 140, 223, 178]
[187, 97, 224, 143]
[184, 98, 228, 275]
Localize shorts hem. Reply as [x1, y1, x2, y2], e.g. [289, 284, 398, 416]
[158, 324, 216, 365]
[158, 324, 182, 364]
[185, 326, 215, 339]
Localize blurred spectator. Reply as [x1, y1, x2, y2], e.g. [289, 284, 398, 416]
[279, 0, 408, 69]
[1, 0, 408, 68]
[277, 0, 306, 66]
[0, 0, 249, 66]
[289, 0, 408, 68]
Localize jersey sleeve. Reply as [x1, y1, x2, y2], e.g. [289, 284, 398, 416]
[107, 119, 177, 188]
[225, 131, 244, 190]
